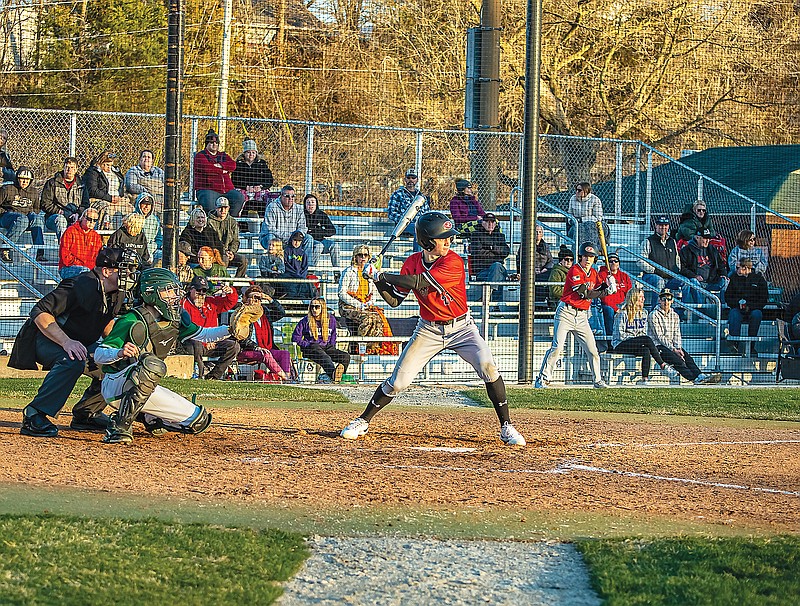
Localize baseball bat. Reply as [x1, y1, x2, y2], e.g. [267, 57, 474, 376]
[596, 220, 609, 263]
[375, 195, 427, 258]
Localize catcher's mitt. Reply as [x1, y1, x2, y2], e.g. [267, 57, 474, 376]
[228, 301, 264, 341]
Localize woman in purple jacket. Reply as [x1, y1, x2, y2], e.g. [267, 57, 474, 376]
[292, 297, 350, 383]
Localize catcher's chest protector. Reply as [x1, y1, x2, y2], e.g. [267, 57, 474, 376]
[132, 306, 180, 360]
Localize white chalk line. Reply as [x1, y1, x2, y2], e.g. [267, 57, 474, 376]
[588, 439, 800, 449]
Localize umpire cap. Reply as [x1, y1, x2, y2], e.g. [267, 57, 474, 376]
[95, 247, 128, 269]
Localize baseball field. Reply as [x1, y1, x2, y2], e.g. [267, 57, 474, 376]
[0, 377, 798, 604]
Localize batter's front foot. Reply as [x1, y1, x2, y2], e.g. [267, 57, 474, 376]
[340, 417, 369, 440]
[500, 422, 526, 446]
[534, 377, 550, 388]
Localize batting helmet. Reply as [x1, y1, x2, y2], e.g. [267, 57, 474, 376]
[415, 211, 459, 251]
[579, 242, 598, 257]
[138, 268, 183, 322]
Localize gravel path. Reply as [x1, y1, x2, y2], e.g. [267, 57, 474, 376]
[278, 537, 601, 606]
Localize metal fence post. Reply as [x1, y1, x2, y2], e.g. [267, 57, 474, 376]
[415, 130, 423, 179]
[615, 142, 623, 217]
[697, 176, 704, 202]
[305, 123, 315, 195]
[188, 118, 198, 198]
[69, 113, 77, 157]
[634, 143, 642, 222]
[751, 203, 757, 233]
[646, 150, 653, 219]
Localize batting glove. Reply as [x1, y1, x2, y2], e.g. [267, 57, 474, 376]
[605, 275, 618, 294]
[362, 263, 380, 281]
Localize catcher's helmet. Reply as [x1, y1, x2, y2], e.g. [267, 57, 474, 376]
[579, 242, 598, 258]
[415, 211, 459, 251]
[138, 268, 183, 322]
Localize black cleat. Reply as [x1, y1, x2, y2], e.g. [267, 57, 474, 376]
[70, 411, 111, 431]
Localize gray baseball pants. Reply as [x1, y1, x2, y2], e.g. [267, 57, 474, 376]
[538, 301, 602, 383]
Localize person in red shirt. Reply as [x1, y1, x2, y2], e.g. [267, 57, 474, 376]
[193, 129, 245, 217]
[535, 242, 615, 388]
[181, 275, 240, 380]
[58, 208, 103, 279]
[339, 211, 526, 446]
[597, 250, 632, 335]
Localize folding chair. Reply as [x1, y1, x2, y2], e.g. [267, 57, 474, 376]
[775, 319, 800, 382]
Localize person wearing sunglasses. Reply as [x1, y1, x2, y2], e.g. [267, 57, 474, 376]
[259, 184, 315, 261]
[728, 229, 768, 277]
[182, 275, 240, 380]
[58, 208, 104, 279]
[675, 199, 717, 244]
[292, 297, 350, 383]
[597, 250, 632, 335]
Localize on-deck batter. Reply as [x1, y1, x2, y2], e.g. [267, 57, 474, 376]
[339, 211, 526, 446]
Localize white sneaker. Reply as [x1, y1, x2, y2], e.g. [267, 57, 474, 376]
[636, 378, 652, 386]
[593, 380, 609, 389]
[500, 422, 526, 446]
[340, 417, 369, 440]
[661, 363, 679, 379]
[534, 377, 550, 388]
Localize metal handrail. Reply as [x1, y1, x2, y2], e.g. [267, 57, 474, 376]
[0, 232, 60, 298]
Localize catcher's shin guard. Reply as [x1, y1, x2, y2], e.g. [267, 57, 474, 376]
[104, 354, 167, 443]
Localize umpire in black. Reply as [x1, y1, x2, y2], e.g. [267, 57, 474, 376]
[9, 247, 135, 437]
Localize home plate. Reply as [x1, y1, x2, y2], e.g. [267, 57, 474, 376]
[409, 446, 477, 453]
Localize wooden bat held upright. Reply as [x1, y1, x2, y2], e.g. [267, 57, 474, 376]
[596, 220, 609, 262]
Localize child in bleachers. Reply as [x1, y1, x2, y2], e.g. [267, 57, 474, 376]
[284, 230, 315, 299]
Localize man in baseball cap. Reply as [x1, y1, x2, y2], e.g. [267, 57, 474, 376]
[639, 214, 681, 308]
[679, 226, 727, 318]
[388, 166, 430, 252]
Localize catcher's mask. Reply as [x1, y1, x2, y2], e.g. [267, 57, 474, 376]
[138, 268, 183, 322]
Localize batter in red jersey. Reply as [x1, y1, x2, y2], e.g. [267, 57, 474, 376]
[340, 211, 526, 446]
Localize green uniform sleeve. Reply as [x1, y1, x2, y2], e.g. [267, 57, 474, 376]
[100, 313, 140, 350]
[178, 309, 203, 342]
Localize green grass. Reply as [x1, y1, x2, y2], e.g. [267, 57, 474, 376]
[464, 387, 800, 421]
[0, 514, 308, 606]
[577, 536, 800, 605]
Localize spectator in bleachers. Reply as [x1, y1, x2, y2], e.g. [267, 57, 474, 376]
[675, 200, 716, 243]
[468, 213, 511, 302]
[0, 127, 14, 182]
[182, 275, 240, 380]
[58, 208, 102, 279]
[387, 168, 430, 252]
[598, 251, 632, 335]
[568, 182, 608, 248]
[179, 207, 225, 264]
[292, 297, 350, 383]
[728, 229, 768, 276]
[679, 227, 728, 317]
[548, 246, 574, 303]
[0, 166, 45, 263]
[517, 221, 554, 303]
[258, 236, 285, 277]
[41, 156, 83, 241]
[724, 258, 768, 356]
[193, 129, 245, 217]
[82, 150, 131, 229]
[638, 215, 682, 308]
[207, 197, 248, 278]
[260, 185, 315, 259]
[107, 212, 150, 268]
[284, 230, 316, 299]
[193, 246, 228, 290]
[125, 150, 165, 214]
[231, 138, 274, 217]
[133, 192, 162, 265]
[647, 288, 721, 384]
[449, 179, 485, 230]
[303, 193, 340, 268]
[611, 287, 678, 385]
[235, 284, 289, 381]
[176, 240, 194, 285]
[339, 244, 394, 349]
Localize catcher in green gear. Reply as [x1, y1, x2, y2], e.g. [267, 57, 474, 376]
[94, 268, 233, 444]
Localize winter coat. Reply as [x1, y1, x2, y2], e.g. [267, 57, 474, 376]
[58, 222, 103, 270]
[231, 154, 273, 190]
[679, 238, 725, 284]
[258, 253, 285, 277]
[674, 203, 716, 242]
[178, 225, 225, 264]
[338, 264, 377, 309]
[304, 207, 336, 242]
[449, 193, 485, 227]
[0, 179, 39, 215]
[134, 195, 163, 258]
[193, 149, 236, 194]
[182, 288, 239, 328]
[207, 211, 241, 255]
[468, 225, 510, 275]
[725, 270, 768, 311]
[82, 165, 125, 205]
[0, 148, 14, 183]
[549, 263, 570, 301]
[40, 172, 83, 219]
[106, 226, 150, 266]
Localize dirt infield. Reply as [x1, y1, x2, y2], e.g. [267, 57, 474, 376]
[0, 401, 798, 533]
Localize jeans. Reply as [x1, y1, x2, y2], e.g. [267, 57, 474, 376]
[311, 238, 341, 267]
[681, 277, 727, 311]
[602, 304, 616, 336]
[471, 262, 508, 301]
[728, 308, 763, 338]
[60, 265, 90, 279]
[641, 273, 682, 308]
[196, 189, 246, 217]
[0, 211, 44, 245]
[612, 335, 666, 379]
[656, 345, 701, 381]
[45, 213, 68, 240]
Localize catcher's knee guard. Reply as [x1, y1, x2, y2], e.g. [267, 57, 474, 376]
[107, 354, 167, 439]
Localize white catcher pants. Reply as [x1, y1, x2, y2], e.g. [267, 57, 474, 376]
[383, 314, 500, 396]
[101, 366, 204, 431]
[538, 301, 602, 383]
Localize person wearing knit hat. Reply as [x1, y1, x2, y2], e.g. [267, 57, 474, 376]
[231, 137, 274, 216]
[449, 177, 485, 230]
[193, 129, 245, 216]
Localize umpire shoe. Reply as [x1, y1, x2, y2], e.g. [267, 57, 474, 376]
[593, 380, 609, 388]
[70, 411, 111, 431]
[20, 407, 58, 437]
[500, 422, 526, 446]
[340, 417, 369, 440]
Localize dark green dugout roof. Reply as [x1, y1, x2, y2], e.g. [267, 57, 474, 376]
[536, 144, 800, 216]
